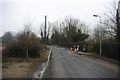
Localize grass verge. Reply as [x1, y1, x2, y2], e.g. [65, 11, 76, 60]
[90, 52, 119, 65]
[2, 49, 50, 78]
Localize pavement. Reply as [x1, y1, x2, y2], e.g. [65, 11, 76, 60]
[42, 46, 119, 78]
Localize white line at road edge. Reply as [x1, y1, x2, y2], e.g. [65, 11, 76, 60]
[33, 50, 52, 79]
[40, 49, 51, 78]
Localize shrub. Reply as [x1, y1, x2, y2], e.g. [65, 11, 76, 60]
[92, 42, 119, 60]
[3, 27, 44, 58]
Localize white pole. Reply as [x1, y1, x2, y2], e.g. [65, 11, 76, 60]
[99, 16, 102, 55]
[93, 15, 102, 55]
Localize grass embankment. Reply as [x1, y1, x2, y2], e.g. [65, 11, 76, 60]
[90, 52, 119, 65]
[39, 50, 50, 61]
[2, 49, 50, 78]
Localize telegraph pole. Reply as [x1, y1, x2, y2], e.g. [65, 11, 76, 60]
[44, 15, 47, 50]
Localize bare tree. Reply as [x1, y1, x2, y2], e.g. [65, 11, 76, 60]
[116, 1, 120, 43]
[2, 32, 15, 45]
[93, 24, 111, 43]
[39, 23, 44, 42]
[39, 22, 52, 43]
[102, 0, 120, 42]
[50, 16, 89, 44]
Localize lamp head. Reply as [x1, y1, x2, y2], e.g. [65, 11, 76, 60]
[93, 15, 99, 17]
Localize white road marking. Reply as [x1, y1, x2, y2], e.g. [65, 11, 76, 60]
[81, 55, 84, 56]
[33, 50, 52, 79]
[40, 63, 48, 78]
[40, 50, 52, 78]
[68, 51, 72, 54]
[33, 63, 46, 78]
[68, 51, 80, 57]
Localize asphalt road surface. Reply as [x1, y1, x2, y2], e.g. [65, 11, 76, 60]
[43, 46, 119, 78]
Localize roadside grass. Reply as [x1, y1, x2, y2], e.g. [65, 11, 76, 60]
[25, 49, 50, 63]
[3, 49, 50, 63]
[2, 49, 50, 78]
[39, 50, 49, 61]
[90, 52, 119, 65]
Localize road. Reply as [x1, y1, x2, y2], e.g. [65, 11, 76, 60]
[43, 46, 119, 78]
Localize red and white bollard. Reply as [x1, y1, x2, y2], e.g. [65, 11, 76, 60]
[70, 47, 73, 51]
[74, 48, 77, 52]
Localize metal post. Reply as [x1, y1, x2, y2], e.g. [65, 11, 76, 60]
[44, 15, 47, 50]
[100, 37, 102, 55]
[93, 15, 102, 55]
[99, 16, 102, 55]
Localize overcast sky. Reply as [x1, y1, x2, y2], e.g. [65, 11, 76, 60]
[0, 0, 118, 36]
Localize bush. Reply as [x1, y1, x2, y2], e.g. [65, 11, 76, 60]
[92, 42, 100, 54]
[3, 39, 44, 58]
[92, 42, 119, 60]
[2, 32, 15, 45]
[102, 43, 119, 60]
[3, 27, 44, 58]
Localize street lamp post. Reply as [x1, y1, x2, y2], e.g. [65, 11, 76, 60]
[93, 15, 102, 55]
